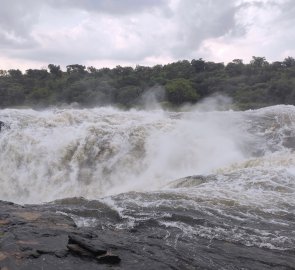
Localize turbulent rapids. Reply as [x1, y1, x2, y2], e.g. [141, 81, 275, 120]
[0, 104, 295, 269]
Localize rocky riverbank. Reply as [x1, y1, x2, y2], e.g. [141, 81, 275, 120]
[0, 200, 295, 270]
[0, 200, 124, 270]
[0, 199, 195, 270]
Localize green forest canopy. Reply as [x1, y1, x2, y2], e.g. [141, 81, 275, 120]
[1, 56, 295, 110]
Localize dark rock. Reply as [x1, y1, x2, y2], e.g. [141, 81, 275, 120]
[25, 249, 40, 259]
[19, 246, 33, 252]
[67, 235, 121, 264]
[54, 250, 68, 258]
[96, 253, 121, 264]
[1, 200, 295, 270]
[283, 136, 295, 149]
[68, 234, 107, 256]
[0, 121, 4, 131]
[0, 121, 9, 132]
[67, 244, 93, 257]
[36, 247, 68, 257]
[0, 214, 10, 219]
[0, 200, 15, 205]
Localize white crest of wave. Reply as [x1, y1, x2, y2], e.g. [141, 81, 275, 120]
[0, 104, 251, 204]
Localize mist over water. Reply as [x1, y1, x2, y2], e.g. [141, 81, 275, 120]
[1, 101, 295, 256]
[0, 104, 247, 203]
[0, 103, 294, 205]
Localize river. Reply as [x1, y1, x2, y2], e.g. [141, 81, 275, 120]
[0, 105, 294, 268]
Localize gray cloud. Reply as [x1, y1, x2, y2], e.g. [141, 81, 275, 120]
[1, 0, 295, 69]
[49, 0, 169, 15]
[0, 1, 38, 35]
[170, 0, 240, 57]
[0, 0, 43, 50]
[0, 0, 168, 49]
[272, 0, 295, 25]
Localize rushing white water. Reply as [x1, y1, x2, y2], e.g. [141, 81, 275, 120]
[1, 104, 295, 252]
[0, 105, 294, 205]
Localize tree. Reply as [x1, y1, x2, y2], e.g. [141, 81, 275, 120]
[226, 59, 244, 76]
[283, 57, 295, 68]
[232, 59, 243, 65]
[8, 69, 22, 78]
[26, 69, 49, 80]
[0, 70, 8, 77]
[1, 56, 295, 109]
[250, 56, 268, 68]
[48, 64, 62, 78]
[5, 84, 25, 106]
[115, 85, 141, 106]
[270, 61, 283, 71]
[204, 62, 224, 72]
[165, 79, 199, 104]
[66, 64, 86, 74]
[191, 58, 205, 72]
[28, 87, 50, 103]
[87, 66, 98, 73]
[162, 60, 194, 79]
[113, 66, 133, 76]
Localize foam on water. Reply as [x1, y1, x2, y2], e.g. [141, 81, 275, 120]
[1, 104, 295, 251]
[0, 106, 252, 203]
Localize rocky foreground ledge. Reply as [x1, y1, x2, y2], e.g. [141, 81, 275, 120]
[1, 200, 295, 270]
[0, 200, 126, 270]
[1, 199, 193, 270]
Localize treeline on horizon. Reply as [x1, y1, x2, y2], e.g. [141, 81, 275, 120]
[1, 56, 295, 110]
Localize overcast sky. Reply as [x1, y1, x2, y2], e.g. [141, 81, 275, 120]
[0, 0, 294, 70]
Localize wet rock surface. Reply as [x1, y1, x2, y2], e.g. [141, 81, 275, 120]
[0, 121, 9, 132]
[0, 200, 295, 270]
[0, 200, 120, 270]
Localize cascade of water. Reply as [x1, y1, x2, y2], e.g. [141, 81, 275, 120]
[0, 105, 294, 204]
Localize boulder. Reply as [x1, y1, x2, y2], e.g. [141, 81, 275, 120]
[0, 121, 9, 132]
[0, 121, 4, 131]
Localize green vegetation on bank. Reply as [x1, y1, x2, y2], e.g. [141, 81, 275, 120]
[1, 56, 295, 109]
